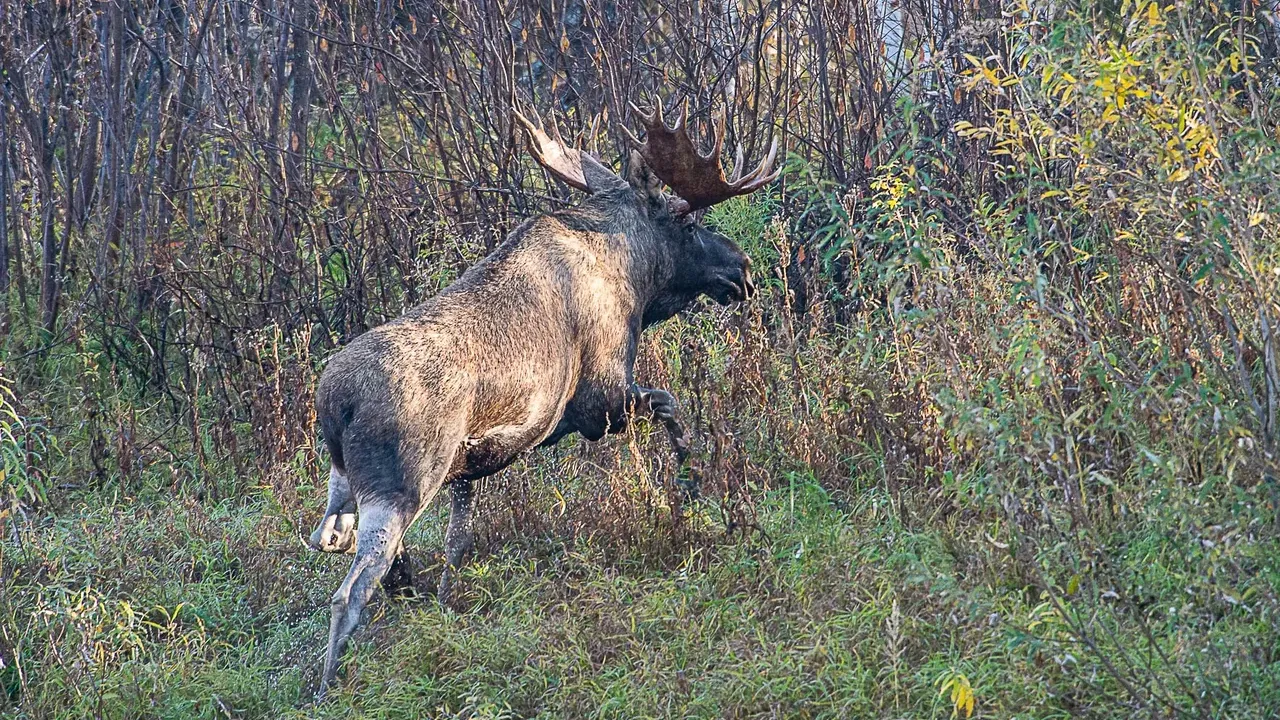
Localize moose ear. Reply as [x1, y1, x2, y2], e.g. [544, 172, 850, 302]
[626, 150, 665, 206]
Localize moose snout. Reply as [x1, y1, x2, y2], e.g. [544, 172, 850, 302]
[737, 254, 756, 300]
[710, 266, 754, 304]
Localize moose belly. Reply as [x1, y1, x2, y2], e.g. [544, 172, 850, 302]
[452, 379, 568, 482]
[452, 421, 546, 479]
[448, 345, 578, 479]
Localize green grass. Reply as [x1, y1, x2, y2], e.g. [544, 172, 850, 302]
[0, 477, 970, 718]
[8, 459, 1274, 719]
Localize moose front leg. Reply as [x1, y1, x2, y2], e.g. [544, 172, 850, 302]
[438, 477, 474, 607]
[627, 385, 691, 466]
[551, 382, 691, 466]
[537, 418, 578, 448]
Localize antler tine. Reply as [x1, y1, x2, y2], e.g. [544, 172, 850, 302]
[705, 113, 725, 162]
[512, 106, 538, 137]
[512, 107, 551, 163]
[731, 136, 781, 191]
[546, 113, 568, 147]
[622, 101, 650, 149]
[620, 124, 644, 150]
[629, 101, 653, 127]
[728, 142, 745, 183]
[513, 106, 590, 192]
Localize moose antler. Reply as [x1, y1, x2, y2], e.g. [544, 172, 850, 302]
[514, 107, 625, 194]
[623, 101, 780, 215]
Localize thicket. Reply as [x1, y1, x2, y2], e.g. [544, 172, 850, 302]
[1, 0, 1278, 716]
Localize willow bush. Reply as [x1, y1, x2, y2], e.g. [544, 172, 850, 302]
[804, 0, 1280, 713]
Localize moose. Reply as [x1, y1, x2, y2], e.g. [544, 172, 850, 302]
[307, 101, 779, 696]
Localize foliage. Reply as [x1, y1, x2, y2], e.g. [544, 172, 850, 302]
[0, 368, 54, 512]
[1, 0, 1279, 717]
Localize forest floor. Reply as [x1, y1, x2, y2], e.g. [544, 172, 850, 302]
[9, 444, 1271, 720]
[5, 0, 1280, 716]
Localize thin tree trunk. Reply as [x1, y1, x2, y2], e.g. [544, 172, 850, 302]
[0, 98, 10, 332]
[160, 0, 216, 238]
[38, 156, 58, 335]
[286, 0, 314, 201]
[97, 0, 125, 297]
[10, 139, 27, 319]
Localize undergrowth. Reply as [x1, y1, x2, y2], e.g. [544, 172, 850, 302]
[3, 0, 1280, 718]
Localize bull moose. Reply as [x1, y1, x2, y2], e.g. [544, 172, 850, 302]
[307, 102, 779, 696]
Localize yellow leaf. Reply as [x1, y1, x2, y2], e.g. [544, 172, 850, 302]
[552, 486, 567, 518]
[1147, 1, 1160, 25]
[938, 671, 976, 719]
[1249, 212, 1269, 227]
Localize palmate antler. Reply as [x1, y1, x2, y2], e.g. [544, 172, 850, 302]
[623, 101, 780, 215]
[513, 108, 627, 194]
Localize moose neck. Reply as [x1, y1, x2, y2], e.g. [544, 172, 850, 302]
[640, 277, 698, 329]
[618, 200, 693, 329]
[570, 190, 688, 330]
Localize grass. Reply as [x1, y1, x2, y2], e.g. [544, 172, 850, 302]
[3, 483, 939, 718]
[4, 217, 1278, 718]
[5, 199, 1279, 717]
[8, 448, 1274, 719]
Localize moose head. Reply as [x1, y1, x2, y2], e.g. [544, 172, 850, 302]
[514, 102, 778, 325]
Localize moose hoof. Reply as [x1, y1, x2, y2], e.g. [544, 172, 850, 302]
[309, 513, 357, 553]
[438, 569, 463, 610]
[645, 388, 677, 421]
[675, 465, 702, 501]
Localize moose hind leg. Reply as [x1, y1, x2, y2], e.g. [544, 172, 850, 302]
[310, 466, 357, 553]
[438, 478, 475, 607]
[317, 430, 461, 699]
[318, 500, 410, 699]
